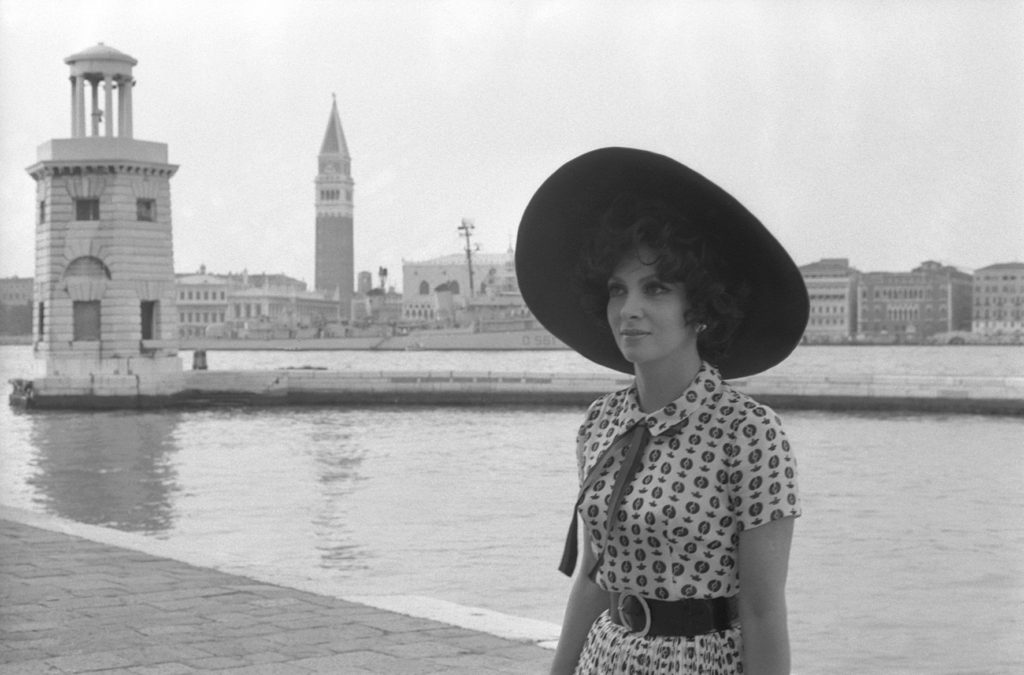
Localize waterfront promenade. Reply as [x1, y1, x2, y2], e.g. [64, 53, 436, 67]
[1, 514, 554, 674]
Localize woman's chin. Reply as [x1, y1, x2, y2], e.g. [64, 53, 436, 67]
[617, 347, 647, 366]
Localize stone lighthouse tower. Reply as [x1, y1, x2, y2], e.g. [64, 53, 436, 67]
[26, 44, 181, 378]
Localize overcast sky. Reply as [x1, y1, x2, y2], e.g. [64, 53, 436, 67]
[1, 0, 1021, 289]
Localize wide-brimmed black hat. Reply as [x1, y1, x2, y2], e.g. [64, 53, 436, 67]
[515, 147, 808, 379]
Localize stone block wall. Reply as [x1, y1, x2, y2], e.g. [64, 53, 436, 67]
[32, 162, 181, 376]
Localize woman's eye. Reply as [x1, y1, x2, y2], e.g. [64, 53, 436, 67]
[607, 284, 625, 297]
[644, 282, 669, 295]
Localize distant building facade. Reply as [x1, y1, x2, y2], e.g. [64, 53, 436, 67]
[0, 276, 33, 335]
[229, 285, 339, 338]
[401, 250, 524, 323]
[314, 96, 354, 316]
[176, 268, 233, 338]
[972, 262, 1024, 336]
[800, 258, 859, 343]
[175, 268, 338, 338]
[857, 261, 972, 342]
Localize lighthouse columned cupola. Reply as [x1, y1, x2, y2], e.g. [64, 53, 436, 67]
[65, 42, 138, 139]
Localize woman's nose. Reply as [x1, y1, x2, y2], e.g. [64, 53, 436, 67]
[619, 291, 642, 318]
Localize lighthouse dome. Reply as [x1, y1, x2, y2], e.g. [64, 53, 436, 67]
[64, 43, 138, 66]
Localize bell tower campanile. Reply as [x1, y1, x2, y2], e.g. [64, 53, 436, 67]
[315, 95, 354, 319]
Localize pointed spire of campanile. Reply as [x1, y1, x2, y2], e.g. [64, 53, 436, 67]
[319, 93, 350, 157]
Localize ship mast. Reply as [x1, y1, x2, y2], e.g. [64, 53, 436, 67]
[458, 218, 475, 297]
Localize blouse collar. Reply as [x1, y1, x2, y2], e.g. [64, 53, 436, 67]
[618, 361, 722, 436]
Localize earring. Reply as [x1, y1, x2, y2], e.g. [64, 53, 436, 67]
[696, 323, 708, 334]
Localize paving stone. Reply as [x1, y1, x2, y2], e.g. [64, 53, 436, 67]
[0, 660, 64, 675]
[0, 517, 554, 674]
[206, 664, 312, 675]
[45, 650, 138, 672]
[292, 651, 439, 674]
[127, 664, 199, 675]
[187, 637, 280, 658]
[242, 651, 292, 666]
[180, 655, 251, 670]
[377, 639, 471, 659]
[267, 624, 385, 646]
[446, 631, 530, 652]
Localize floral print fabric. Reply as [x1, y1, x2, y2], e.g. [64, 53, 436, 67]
[575, 612, 742, 674]
[572, 362, 800, 674]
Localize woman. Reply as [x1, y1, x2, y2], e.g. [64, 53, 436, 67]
[515, 148, 809, 674]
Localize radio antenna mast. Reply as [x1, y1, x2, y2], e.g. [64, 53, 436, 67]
[458, 218, 475, 297]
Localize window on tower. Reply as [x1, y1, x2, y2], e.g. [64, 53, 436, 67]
[75, 198, 100, 221]
[72, 301, 101, 341]
[141, 301, 157, 340]
[137, 199, 156, 221]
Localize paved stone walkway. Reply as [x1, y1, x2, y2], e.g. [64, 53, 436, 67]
[0, 519, 554, 674]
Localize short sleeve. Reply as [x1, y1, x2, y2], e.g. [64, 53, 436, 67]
[727, 403, 801, 532]
[575, 396, 608, 484]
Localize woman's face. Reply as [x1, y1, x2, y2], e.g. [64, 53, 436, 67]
[606, 246, 700, 372]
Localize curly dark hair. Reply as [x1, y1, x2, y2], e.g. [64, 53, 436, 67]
[574, 194, 749, 366]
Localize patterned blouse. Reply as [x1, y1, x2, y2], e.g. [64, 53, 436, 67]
[575, 362, 801, 600]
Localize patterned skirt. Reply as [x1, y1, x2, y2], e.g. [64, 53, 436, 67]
[573, 611, 743, 675]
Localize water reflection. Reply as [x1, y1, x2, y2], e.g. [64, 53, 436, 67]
[308, 412, 371, 570]
[27, 410, 181, 533]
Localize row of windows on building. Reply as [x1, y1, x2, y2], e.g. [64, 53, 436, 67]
[1, 292, 31, 303]
[977, 272, 1024, 280]
[39, 198, 157, 223]
[405, 307, 435, 319]
[978, 285, 1024, 293]
[861, 306, 948, 319]
[975, 309, 1024, 320]
[179, 304, 266, 322]
[401, 304, 532, 321]
[318, 189, 351, 201]
[976, 297, 1024, 305]
[181, 312, 226, 324]
[858, 322, 929, 332]
[812, 303, 953, 318]
[180, 289, 226, 301]
[862, 287, 941, 300]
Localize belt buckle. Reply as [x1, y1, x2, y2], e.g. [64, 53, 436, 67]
[617, 593, 651, 637]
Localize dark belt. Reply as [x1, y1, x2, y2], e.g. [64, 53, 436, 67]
[609, 592, 738, 637]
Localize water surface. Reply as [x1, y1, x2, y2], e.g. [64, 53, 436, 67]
[2, 345, 1022, 673]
